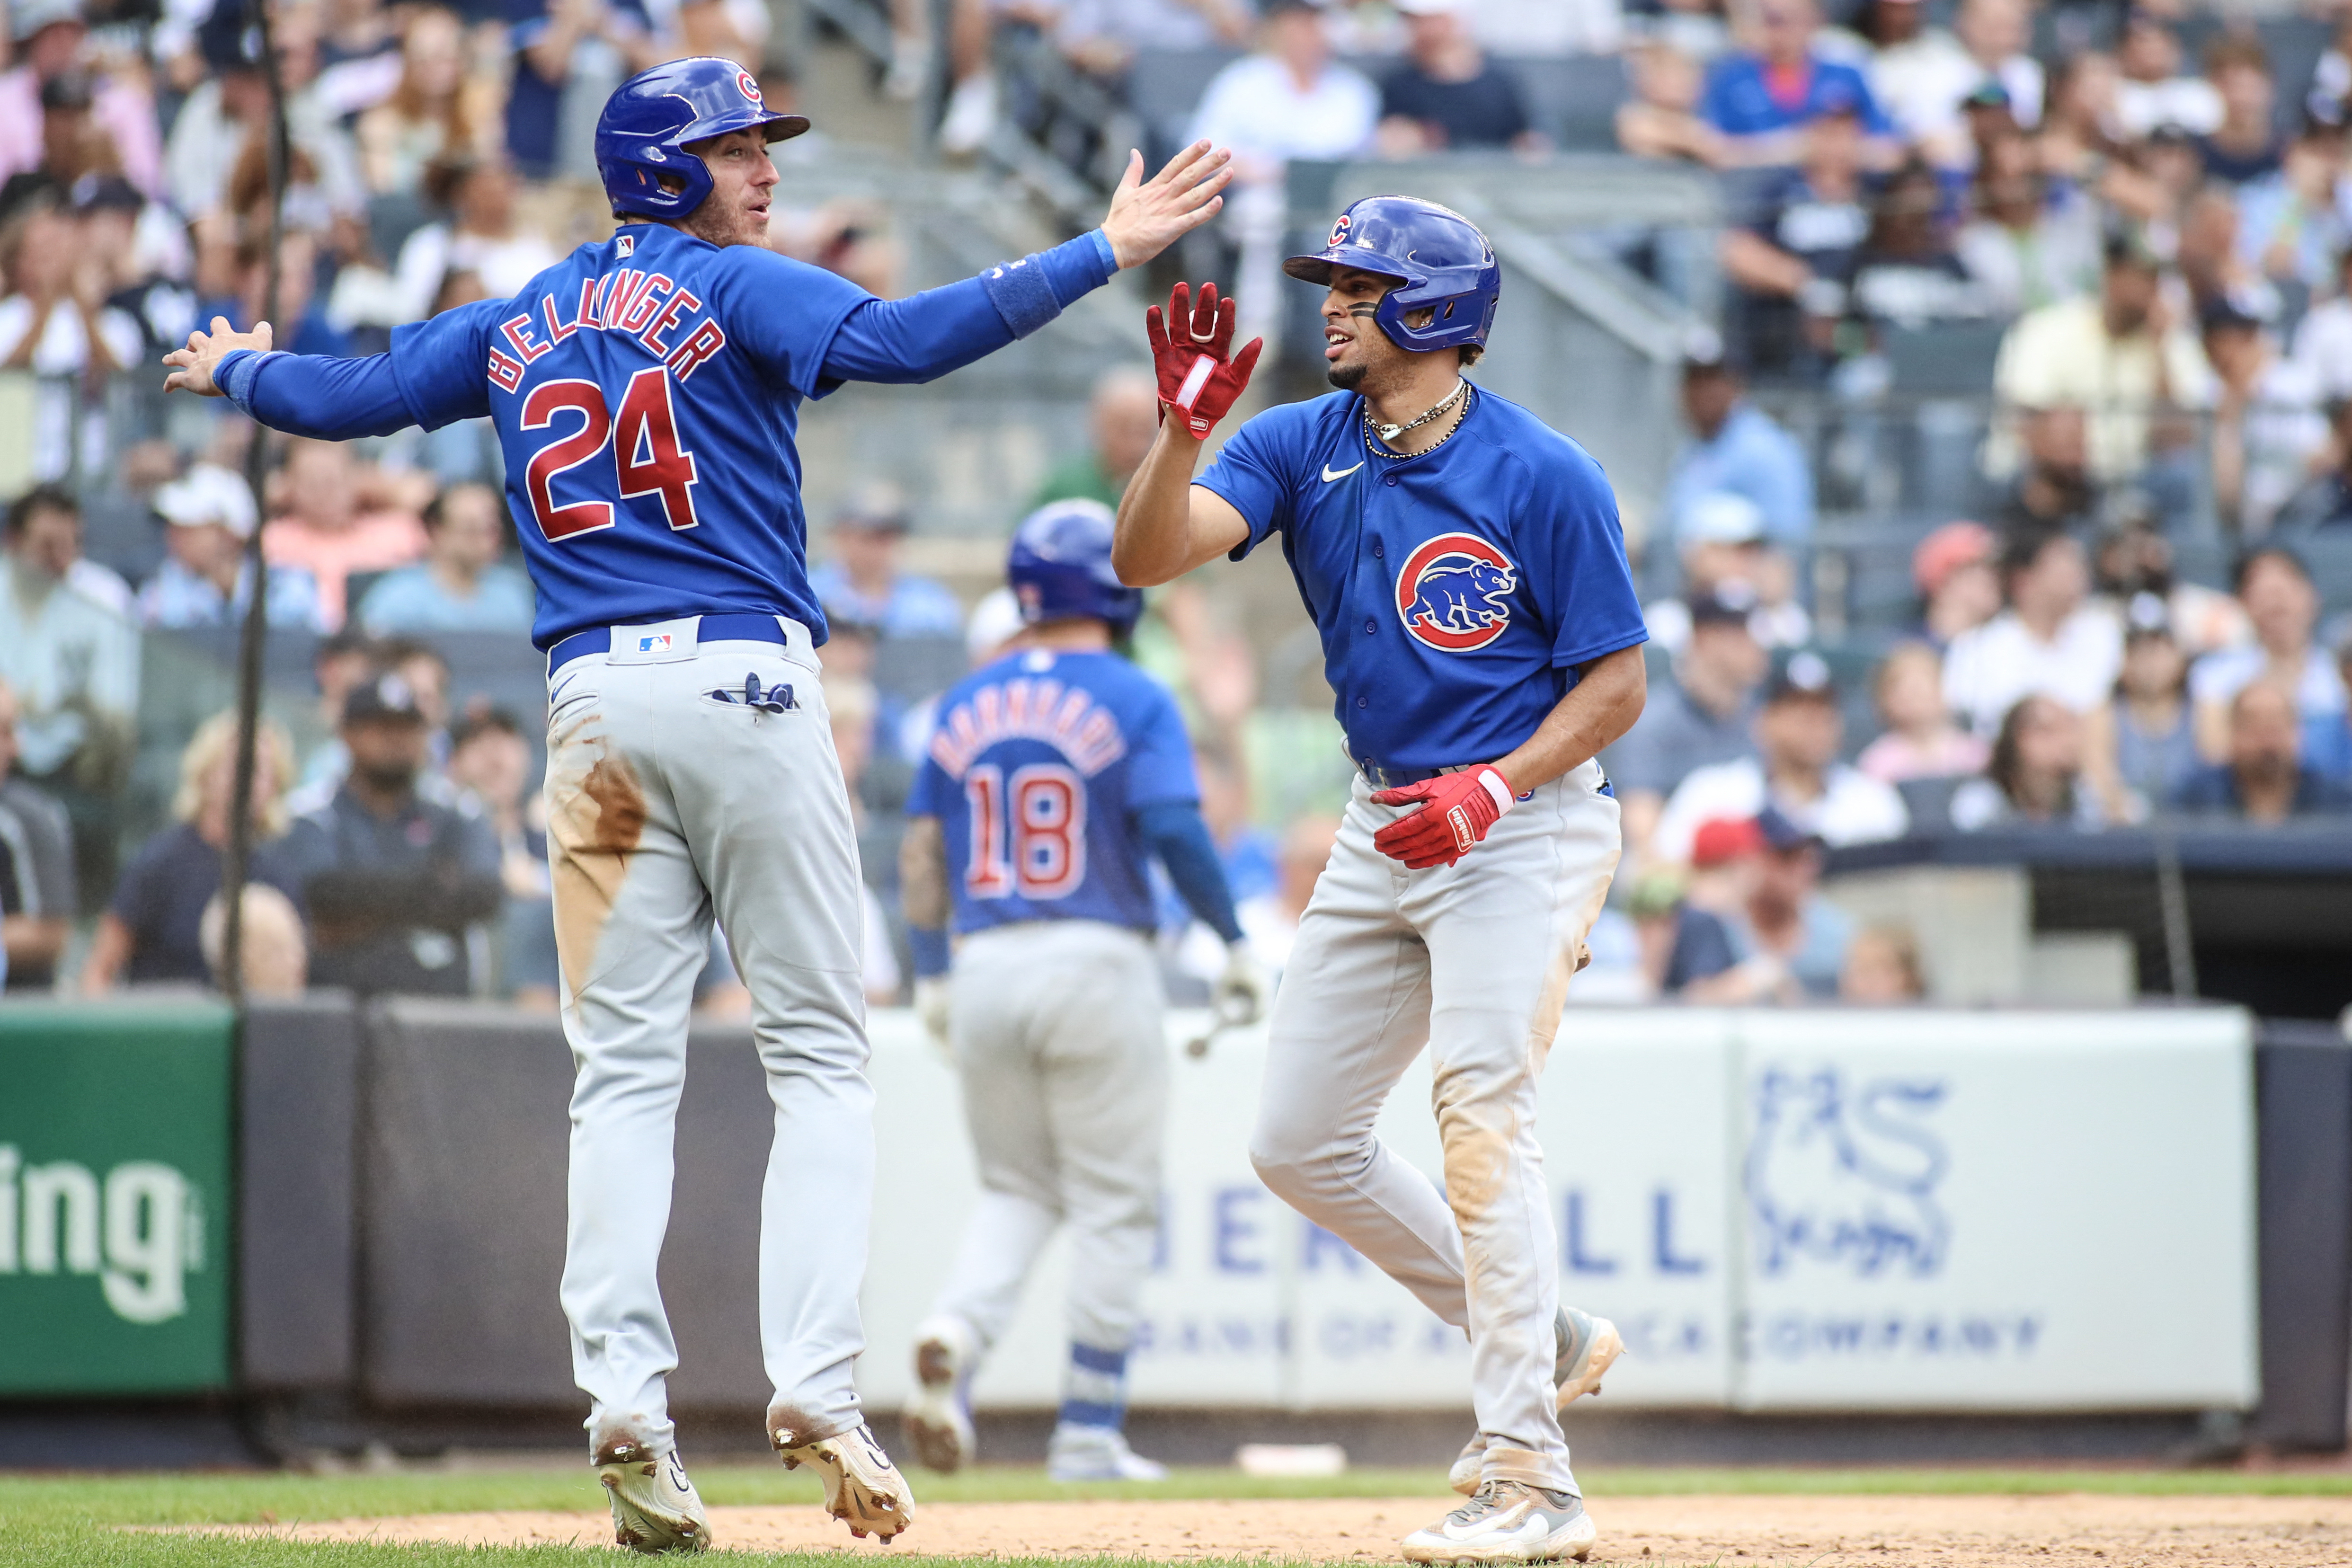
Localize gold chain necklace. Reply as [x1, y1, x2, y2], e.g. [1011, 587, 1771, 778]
[1366, 381, 1472, 460]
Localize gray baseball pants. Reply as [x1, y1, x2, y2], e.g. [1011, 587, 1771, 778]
[1251, 761, 1619, 1496]
[543, 614, 872, 1460]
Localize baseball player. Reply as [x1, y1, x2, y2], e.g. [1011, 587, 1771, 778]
[1111, 196, 1649, 1564]
[163, 58, 1231, 1555]
[898, 499, 1267, 1481]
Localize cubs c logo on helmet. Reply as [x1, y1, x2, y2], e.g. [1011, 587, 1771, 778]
[1329, 213, 1351, 248]
[1395, 532, 1518, 651]
[737, 69, 762, 103]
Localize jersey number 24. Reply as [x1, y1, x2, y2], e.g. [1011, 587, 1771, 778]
[520, 366, 700, 540]
[964, 762, 1084, 900]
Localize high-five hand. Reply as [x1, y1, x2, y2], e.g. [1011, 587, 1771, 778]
[163, 316, 274, 398]
[1101, 141, 1233, 270]
[1146, 281, 1261, 438]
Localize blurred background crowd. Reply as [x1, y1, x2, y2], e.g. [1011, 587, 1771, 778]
[1, 0, 2349, 1018]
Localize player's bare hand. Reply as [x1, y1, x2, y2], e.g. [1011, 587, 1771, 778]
[1101, 142, 1233, 269]
[163, 316, 273, 398]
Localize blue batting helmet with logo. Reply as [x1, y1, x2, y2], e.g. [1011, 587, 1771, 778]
[1006, 500, 1144, 635]
[595, 57, 809, 221]
[1283, 195, 1500, 353]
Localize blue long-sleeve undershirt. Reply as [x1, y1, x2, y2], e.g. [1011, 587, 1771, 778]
[217, 229, 1118, 438]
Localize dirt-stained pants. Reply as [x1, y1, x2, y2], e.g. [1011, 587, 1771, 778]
[543, 615, 871, 1460]
[1249, 762, 1620, 1496]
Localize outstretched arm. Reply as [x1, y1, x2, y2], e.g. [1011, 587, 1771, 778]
[164, 308, 495, 439]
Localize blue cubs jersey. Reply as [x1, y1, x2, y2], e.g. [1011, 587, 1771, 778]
[1195, 388, 1647, 774]
[375, 223, 874, 649]
[909, 648, 1199, 936]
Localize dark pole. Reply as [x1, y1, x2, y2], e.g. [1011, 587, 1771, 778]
[220, 0, 292, 1005]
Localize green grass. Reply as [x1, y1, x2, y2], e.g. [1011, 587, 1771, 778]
[1, 1464, 2347, 1568]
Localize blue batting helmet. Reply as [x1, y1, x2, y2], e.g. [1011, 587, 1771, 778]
[595, 57, 809, 221]
[1284, 195, 1500, 353]
[1006, 500, 1143, 635]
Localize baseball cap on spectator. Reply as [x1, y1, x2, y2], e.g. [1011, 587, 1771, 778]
[1623, 866, 1687, 919]
[11, 0, 80, 42]
[1755, 804, 1821, 853]
[69, 174, 141, 215]
[1912, 520, 1995, 597]
[1689, 815, 1765, 868]
[2123, 590, 2172, 640]
[2198, 294, 2269, 335]
[344, 673, 429, 727]
[1676, 490, 1766, 551]
[154, 464, 259, 539]
[833, 481, 911, 534]
[1688, 584, 1758, 631]
[2102, 225, 2164, 273]
[1961, 79, 2011, 111]
[38, 71, 92, 113]
[1679, 325, 1728, 371]
[1764, 647, 1836, 704]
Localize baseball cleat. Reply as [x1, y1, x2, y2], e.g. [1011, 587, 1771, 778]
[771, 1419, 915, 1542]
[904, 1317, 978, 1472]
[595, 1442, 712, 1554]
[1402, 1480, 1597, 1564]
[1450, 1308, 1625, 1495]
[1045, 1422, 1169, 1481]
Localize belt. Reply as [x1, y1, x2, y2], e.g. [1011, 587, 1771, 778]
[548, 612, 790, 675]
[1358, 760, 1479, 789]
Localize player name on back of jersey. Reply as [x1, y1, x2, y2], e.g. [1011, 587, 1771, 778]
[487, 253, 729, 392]
[928, 676, 1128, 779]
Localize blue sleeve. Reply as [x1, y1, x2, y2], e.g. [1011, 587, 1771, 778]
[1844, 65, 1894, 138]
[226, 298, 501, 438]
[1135, 799, 1242, 944]
[1195, 409, 1303, 562]
[1757, 423, 1816, 544]
[1698, 57, 1742, 133]
[817, 230, 1119, 391]
[1531, 448, 1649, 671]
[907, 754, 950, 818]
[1122, 684, 1202, 811]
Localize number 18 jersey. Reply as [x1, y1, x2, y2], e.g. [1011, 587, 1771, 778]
[909, 647, 1199, 936]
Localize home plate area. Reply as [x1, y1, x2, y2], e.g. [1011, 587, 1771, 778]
[220, 1491, 2352, 1564]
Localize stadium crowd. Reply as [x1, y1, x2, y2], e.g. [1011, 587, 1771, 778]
[0, 0, 2344, 1011]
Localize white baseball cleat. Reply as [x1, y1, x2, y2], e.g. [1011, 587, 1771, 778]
[595, 1442, 712, 1554]
[770, 1419, 915, 1541]
[1046, 1422, 1169, 1481]
[904, 1317, 978, 1473]
[1449, 1308, 1624, 1494]
[1402, 1481, 1597, 1564]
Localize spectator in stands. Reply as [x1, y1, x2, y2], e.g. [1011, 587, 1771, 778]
[2114, 15, 2221, 141]
[1645, 495, 1808, 654]
[2201, 297, 2329, 536]
[2107, 609, 2201, 807]
[261, 437, 429, 629]
[0, 675, 71, 989]
[1604, 589, 1767, 848]
[1459, 0, 1621, 56]
[1912, 519, 2000, 646]
[163, 13, 364, 224]
[79, 711, 302, 992]
[356, 481, 535, 637]
[1374, 0, 1542, 158]
[295, 628, 377, 796]
[1950, 692, 2116, 829]
[1191, 0, 1379, 346]
[448, 705, 557, 1008]
[0, 483, 136, 797]
[355, 6, 497, 197]
[1033, 368, 1159, 511]
[1053, 0, 1251, 85]
[139, 462, 326, 632]
[2088, 517, 2248, 656]
[1943, 529, 2121, 735]
[390, 153, 562, 317]
[1995, 405, 2101, 535]
[1720, 106, 1871, 381]
[1869, 0, 2038, 167]
[2307, 633, 2352, 781]
[0, 193, 144, 479]
[2174, 679, 2352, 820]
[1958, 130, 2103, 317]
[1618, 41, 1727, 167]
[2190, 546, 2346, 760]
[281, 672, 503, 996]
[1989, 230, 2213, 492]
[504, 0, 660, 182]
[2291, 248, 2352, 402]
[1672, 816, 1801, 1003]
[196, 882, 307, 998]
[808, 484, 964, 640]
[1663, 345, 1815, 547]
[1626, 861, 1737, 999]
[1698, 0, 1892, 168]
[1731, 806, 1852, 999]
[2174, 185, 2278, 327]
[1654, 649, 1909, 861]
[2278, 396, 2352, 531]
[0, 0, 161, 196]
[1840, 921, 1926, 1001]
[2196, 36, 2283, 189]
[1844, 156, 1988, 342]
[2, 478, 126, 616]
[1857, 640, 1985, 783]
[2238, 124, 2349, 301]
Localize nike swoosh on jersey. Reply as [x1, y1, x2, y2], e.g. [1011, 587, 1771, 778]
[1322, 461, 1366, 482]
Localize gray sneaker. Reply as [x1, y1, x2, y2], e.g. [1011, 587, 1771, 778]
[1402, 1481, 1598, 1564]
[1448, 1309, 1624, 1495]
[595, 1442, 711, 1554]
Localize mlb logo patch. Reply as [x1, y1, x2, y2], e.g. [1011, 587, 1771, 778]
[616, 233, 636, 256]
[638, 633, 672, 654]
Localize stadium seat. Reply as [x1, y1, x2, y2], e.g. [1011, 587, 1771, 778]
[1500, 54, 1631, 152]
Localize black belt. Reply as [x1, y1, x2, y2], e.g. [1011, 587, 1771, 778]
[547, 612, 790, 675]
[1358, 761, 1480, 789]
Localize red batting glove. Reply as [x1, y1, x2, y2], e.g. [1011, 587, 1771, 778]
[1370, 765, 1518, 869]
[1146, 281, 1263, 439]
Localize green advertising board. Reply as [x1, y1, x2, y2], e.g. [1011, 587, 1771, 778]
[0, 1001, 234, 1393]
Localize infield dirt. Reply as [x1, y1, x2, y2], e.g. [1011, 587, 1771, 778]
[216, 1490, 2352, 1564]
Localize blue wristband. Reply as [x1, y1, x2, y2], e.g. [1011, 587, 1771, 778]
[216, 348, 285, 417]
[909, 925, 951, 979]
[980, 254, 1061, 339]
